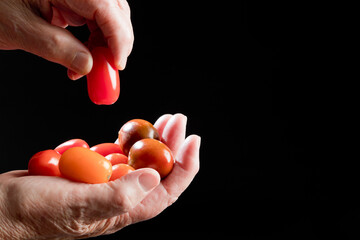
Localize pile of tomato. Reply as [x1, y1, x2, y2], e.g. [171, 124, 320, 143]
[28, 119, 175, 183]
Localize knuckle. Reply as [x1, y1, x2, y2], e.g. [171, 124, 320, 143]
[167, 195, 179, 207]
[113, 191, 134, 213]
[121, 29, 134, 45]
[46, 32, 63, 49]
[97, 0, 116, 14]
[37, 32, 64, 60]
[119, 0, 131, 14]
[99, 0, 112, 8]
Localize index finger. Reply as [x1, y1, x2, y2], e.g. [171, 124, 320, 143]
[51, 0, 134, 69]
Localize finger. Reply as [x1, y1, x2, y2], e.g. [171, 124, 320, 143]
[52, 0, 134, 70]
[0, 170, 28, 180]
[54, 6, 86, 26]
[97, 9, 133, 70]
[20, 17, 92, 76]
[153, 114, 173, 138]
[68, 168, 160, 220]
[67, 69, 84, 80]
[51, 6, 68, 28]
[117, 0, 131, 15]
[127, 135, 200, 223]
[161, 135, 201, 198]
[161, 113, 187, 157]
[87, 20, 98, 32]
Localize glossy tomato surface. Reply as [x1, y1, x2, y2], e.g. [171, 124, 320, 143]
[87, 46, 120, 105]
[128, 139, 174, 178]
[109, 164, 134, 181]
[28, 150, 61, 177]
[54, 139, 89, 154]
[118, 119, 160, 156]
[105, 153, 128, 165]
[90, 143, 123, 156]
[59, 147, 112, 184]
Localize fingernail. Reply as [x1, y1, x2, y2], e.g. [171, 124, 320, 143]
[117, 57, 127, 70]
[70, 51, 91, 75]
[67, 69, 82, 80]
[197, 135, 201, 148]
[138, 172, 160, 192]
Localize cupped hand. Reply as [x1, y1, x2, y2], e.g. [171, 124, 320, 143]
[0, 114, 200, 239]
[0, 0, 133, 80]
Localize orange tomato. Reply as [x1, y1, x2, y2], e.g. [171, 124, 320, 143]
[59, 147, 112, 184]
[109, 164, 135, 181]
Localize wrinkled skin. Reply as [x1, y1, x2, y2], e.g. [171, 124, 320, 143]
[0, 0, 134, 79]
[0, 114, 200, 239]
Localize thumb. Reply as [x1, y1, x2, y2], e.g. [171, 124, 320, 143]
[20, 17, 92, 76]
[71, 168, 160, 220]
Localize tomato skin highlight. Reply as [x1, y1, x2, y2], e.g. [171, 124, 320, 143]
[87, 46, 120, 105]
[90, 143, 124, 156]
[118, 119, 160, 156]
[128, 139, 174, 178]
[54, 139, 89, 154]
[28, 150, 61, 177]
[105, 153, 128, 165]
[109, 164, 134, 181]
[59, 147, 112, 184]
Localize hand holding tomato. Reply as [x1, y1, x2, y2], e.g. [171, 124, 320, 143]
[0, 0, 133, 80]
[0, 114, 200, 239]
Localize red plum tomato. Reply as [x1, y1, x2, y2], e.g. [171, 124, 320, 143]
[87, 46, 120, 105]
[105, 153, 128, 165]
[109, 164, 134, 181]
[28, 150, 61, 177]
[118, 119, 160, 156]
[54, 139, 89, 154]
[128, 139, 174, 178]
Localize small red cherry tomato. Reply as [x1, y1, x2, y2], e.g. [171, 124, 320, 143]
[118, 119, 160, 156]
[110, 164, 135, 181]
[59, 147, 112, 184]
[28, 150, 61, 177]
[128, 139, 174, 178]
[54, 139, 89, 154]
[87, 46, 120, 105]
[90, 143, 124, 156]
[105, 153, 128, 165]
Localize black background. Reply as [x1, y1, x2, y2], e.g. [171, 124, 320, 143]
[0, 0, 356, 239]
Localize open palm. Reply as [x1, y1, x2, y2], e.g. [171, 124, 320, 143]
[0, 114, 200, 239]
